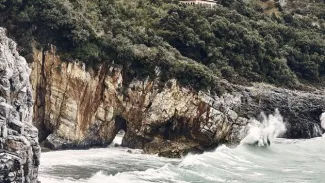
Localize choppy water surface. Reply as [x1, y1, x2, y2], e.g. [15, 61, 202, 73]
[39, 133, 325, 183]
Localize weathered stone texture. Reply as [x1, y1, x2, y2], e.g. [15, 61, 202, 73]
[0, 28, 40, 183]
[30, 45, 325, 158]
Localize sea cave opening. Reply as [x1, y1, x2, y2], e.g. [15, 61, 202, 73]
[111, 115, 128, 146]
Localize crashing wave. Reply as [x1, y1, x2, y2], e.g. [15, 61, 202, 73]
[241, 109, 286, 147]
[109, 130, 125, 147]
[320, 112, 325, 130]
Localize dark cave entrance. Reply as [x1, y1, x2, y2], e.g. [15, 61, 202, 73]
[115, 115, 127, 133]
[111, 115, 128, 146]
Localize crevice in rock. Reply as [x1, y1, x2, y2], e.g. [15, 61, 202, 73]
[35, 48, 53, 142]
[116, 115, 153, 149]
[114, 115, 127, 133]
[113, 115, 130, 147]
[79, 64, 107, 132]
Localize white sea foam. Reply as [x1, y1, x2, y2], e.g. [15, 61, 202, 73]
[241, 109, 286, 147]
[109, 131, 125, 147]
[39, 135, 325, 183]
[179, 154, 210, 167]
[320, 112, 325, 130]
[88, 171, 142, 183]
[39, 176, 85, 183]
[39, 113, 325, 183]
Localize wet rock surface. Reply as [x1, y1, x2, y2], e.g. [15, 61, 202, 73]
[0, 28, 40, 182]
[30, 45, 325, 157]
[235, 84, 325, 139]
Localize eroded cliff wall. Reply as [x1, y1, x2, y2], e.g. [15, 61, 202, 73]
[0, 28, 40, 183]
[30, 46, 325, 157]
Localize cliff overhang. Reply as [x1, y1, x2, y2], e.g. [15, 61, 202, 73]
[29, 47, 325, 158]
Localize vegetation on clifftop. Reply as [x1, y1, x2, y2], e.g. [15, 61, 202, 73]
[0, 0, 324, 90]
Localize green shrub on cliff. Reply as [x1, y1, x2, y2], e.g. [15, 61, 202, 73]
[0, 0, 324, 90]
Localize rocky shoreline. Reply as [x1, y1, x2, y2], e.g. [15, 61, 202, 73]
[0, 25, 324, 183]
[30, 46, 325, 158]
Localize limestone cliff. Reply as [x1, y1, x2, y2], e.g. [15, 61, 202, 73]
[30, 46, 325, 157]
[0, 28, 40, 183]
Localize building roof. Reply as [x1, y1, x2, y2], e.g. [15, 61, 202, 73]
[181, 0, 216, 2]
[180, 0, 217, 4]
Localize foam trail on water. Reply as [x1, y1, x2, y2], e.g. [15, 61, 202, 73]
[241, 109, 286, 147]
[320, 112, 325, 130]
[39, 133, 325, 183]
[109, 131, 125, 147]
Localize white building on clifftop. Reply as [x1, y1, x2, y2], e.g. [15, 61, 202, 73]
[180, 0, 217, 8]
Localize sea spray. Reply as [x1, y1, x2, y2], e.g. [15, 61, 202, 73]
[39, 134, 325, 183]
[241, 109, 286, 147]
[109, 131, 125, 147]
[320, 112, 325, 130]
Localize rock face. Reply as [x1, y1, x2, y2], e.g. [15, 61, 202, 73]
[30, 46, 325, 157]
[237, 84, 325, 139]
[0, 28, 40, 182]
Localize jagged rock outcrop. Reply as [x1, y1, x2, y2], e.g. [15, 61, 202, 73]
[30, 46, 247, 155]
[30, 46, 325, 157]
[236, 84, 325, 139]
[0, 28, 40, 182]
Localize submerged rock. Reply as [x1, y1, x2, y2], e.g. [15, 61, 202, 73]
[0, 28, 40, 182]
